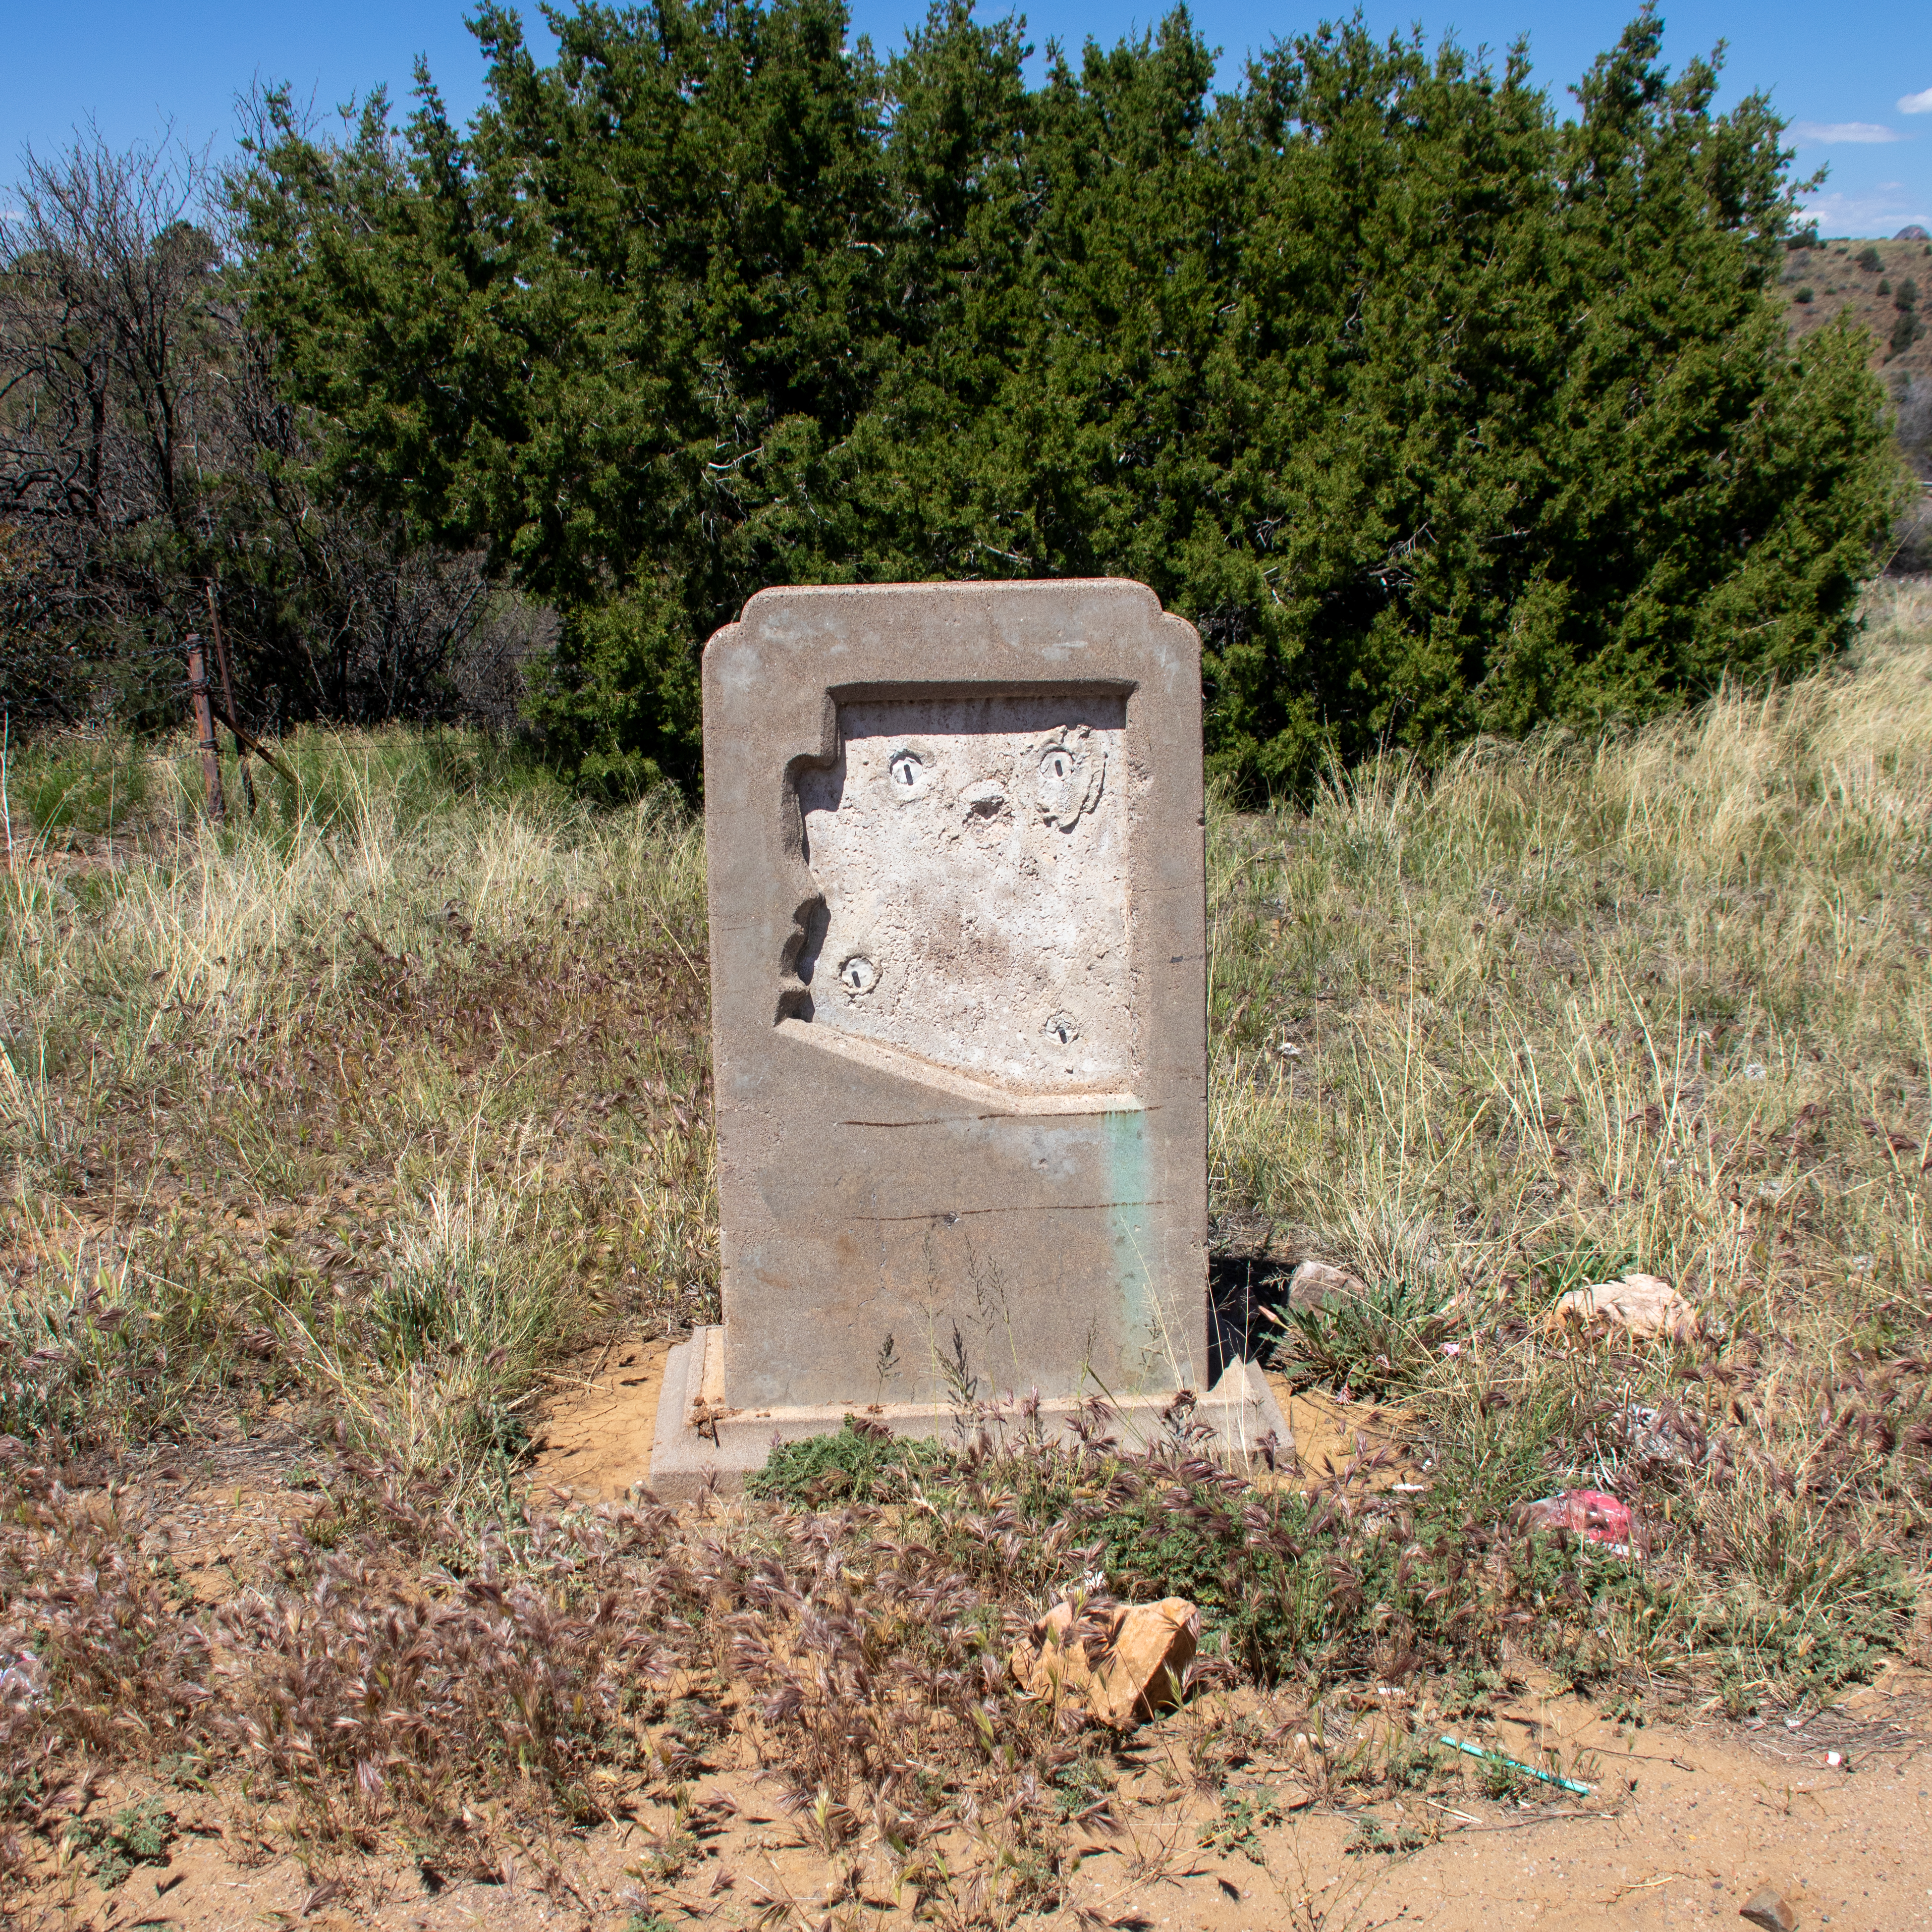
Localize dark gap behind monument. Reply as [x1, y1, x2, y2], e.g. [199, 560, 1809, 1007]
[1207, 1249, 1293, 1385]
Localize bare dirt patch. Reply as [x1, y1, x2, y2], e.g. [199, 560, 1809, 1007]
[529, 1340, 672, 1503]
[112, 1415, 324, 1607]
[1264, 1377, 1424, 1490]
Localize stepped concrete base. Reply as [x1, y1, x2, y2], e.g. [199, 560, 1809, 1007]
[645, 1324, 1292, 1502]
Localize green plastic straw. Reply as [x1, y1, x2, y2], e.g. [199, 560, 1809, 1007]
[1439, 1733, 1592, 1796]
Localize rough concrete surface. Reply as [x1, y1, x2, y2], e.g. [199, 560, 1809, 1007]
[795, 690, 1133, 1093]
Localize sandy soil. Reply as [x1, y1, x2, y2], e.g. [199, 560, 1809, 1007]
[529, 1339, 673, 1502]
[526, 1348, 1419, 1504]
[12, 1666, 1927, 1932]
[11, 1363, 1925, 1932]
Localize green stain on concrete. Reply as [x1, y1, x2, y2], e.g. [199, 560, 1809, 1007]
[1105, 1108, 1162, 1387]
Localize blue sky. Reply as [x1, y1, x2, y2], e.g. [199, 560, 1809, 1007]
[6, 1, 1929, 235]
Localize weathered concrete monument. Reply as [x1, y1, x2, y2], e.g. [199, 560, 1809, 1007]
[648, 579, 1289, 1495]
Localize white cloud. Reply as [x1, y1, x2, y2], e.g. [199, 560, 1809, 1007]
[1899, 87, 1932, 114]
[1799, 187, 1932, 237]
[1792, 120, 1904, 144]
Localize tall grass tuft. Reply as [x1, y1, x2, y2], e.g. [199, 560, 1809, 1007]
[1, 725, 712, 1468]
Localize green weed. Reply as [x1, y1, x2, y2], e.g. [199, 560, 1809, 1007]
[746, 1418, 946, 1505]
[63, 1799, 174, 1891]
[1199, 1787, 1284, 1863]
[1271, 1274, 1456, 1395]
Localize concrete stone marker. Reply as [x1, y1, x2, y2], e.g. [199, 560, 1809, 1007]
[648, 579, 1288, 1497]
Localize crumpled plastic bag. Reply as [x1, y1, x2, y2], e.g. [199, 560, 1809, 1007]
[1554, 1272, 1699, 1343]
[1011, 1596, 1199, 1730]
[1521, 1488, 1635, 1556]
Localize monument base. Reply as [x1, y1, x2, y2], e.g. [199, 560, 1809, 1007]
[645, 1325, 1294, 1501]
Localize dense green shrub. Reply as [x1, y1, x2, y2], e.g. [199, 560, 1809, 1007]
[233, 1, 1902, 796]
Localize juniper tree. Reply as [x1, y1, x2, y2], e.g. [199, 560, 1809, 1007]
[230, 0, 1902, 794]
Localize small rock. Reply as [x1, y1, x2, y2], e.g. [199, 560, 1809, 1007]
[1554, 1272, 1699, 1343]
[1739, 1885, 1798, 1932]
[1288, 1259, 1368, 1309]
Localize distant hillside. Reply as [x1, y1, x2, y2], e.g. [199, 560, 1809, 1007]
[1780, 235, 1932, 389]
[1781, 236, 1932, 568]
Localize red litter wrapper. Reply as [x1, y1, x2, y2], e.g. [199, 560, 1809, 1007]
[1521, 1488, 1633, 1555]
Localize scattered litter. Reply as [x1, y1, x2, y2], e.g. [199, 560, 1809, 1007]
[1744, 1063, 1768, 1081]
[1521, 1488, 1634, 1555]
[1739, 1885, 1798, 1931]
[1012, 1596, 1199, 1731]
[1555, 1272, 1699, 1343]
[1438, 1734, 1592, 1796]
[0, 1640, 46, 1713]
[1826, 1750, 1843, 1768]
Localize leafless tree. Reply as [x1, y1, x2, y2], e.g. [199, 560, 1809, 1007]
[1, 125, 522, 732]
[0, 129, 226, 717]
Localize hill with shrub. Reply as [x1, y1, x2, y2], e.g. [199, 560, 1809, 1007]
[1775, 232, 1932, 570]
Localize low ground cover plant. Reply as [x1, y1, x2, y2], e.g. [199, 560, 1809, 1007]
[0, 582, 1929, 1912]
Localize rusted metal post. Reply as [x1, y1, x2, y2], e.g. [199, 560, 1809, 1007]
[206, 579, 255, 815]
[185, 632, 226, 823]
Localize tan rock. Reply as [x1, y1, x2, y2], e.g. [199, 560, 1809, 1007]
[1555, 1272, 1698, 1343]
[1288, 1259, 1368, 1309]
[1012, 1596, 1200, 1730]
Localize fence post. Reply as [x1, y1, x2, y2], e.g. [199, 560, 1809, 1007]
[205, 579, 255, 815]
[185, 632, 226, 823]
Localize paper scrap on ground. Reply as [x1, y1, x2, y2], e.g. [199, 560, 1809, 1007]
[1012, 1597, 1199, 1730]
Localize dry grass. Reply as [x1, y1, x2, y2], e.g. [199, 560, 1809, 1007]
[1209, 573, 1932, 1705]
[0, 729, 714, 1484]
[2, 589, 1931, 1921]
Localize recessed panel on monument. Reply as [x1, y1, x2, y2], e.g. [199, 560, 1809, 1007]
[790, 690, 1135, 1100]
[647, 579, 1284, 1494]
